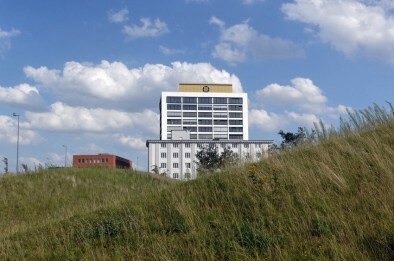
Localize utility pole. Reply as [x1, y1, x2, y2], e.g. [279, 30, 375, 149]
[62, 145, 67, 167]
[12, 113, 20, 173]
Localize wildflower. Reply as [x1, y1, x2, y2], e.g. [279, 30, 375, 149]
[248, 165, 256, 172]
[263, 176, 269, 181]
[272, 167, 277, 172]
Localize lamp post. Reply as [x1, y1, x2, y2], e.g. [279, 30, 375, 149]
[12, 113, 20, 173]
[62, 145, 67, 167]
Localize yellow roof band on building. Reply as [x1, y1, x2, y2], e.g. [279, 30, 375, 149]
[179, 83, 232, 93]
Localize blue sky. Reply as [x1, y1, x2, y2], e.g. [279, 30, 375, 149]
[0, 0, 393, 172]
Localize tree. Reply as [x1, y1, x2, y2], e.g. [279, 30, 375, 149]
[195, 146, 221, 171]
[151, 165, 159, 174]
[278, 127, 306, 148]
[3, 157, 8, 174]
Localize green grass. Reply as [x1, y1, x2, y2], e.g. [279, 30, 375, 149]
[0, 104, 393, 260]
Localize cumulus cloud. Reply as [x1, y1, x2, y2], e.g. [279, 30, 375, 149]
[108, 8, 129, 23]
[117, 135, 146, 150]
[282, 0, 394, 62]
[210, 16, 303, 63]
[159, 46, 185, 55]
[0, 115, 43, 145]
[0, 83, 44, 109]
[24, 102, 159, 134]
[256, 78, 327, 113]
[249, 109, 284, 131]
[122, 18, 169, 39]
[24, 60, 243, 110]
[0, 26, 20, 54]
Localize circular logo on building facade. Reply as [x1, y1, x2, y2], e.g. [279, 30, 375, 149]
[203, 86, 210, 92]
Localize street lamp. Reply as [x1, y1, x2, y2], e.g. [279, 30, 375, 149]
[12, 113, 20, 173]
[62, 145, 67, 167]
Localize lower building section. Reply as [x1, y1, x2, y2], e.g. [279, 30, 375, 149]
[73, 154, 132, 169]
[146, 140, 273, 180]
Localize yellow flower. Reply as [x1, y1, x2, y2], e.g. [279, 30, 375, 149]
[271, 185, 275, 189]
[248, 165, 256, 172]
[272, 167, 277, 171]
[263, 176, 269, 181]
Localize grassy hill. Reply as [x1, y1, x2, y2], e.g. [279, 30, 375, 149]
[1, 105, 393, 260]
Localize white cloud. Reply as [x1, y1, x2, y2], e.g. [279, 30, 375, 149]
[24, 102, 159, 134]
[287, 111, 320, 128]
[159, 46, 185, 55]
[282, 0, 394, 62]
[122, 18, 169, 39]
[249, 109, 285, 131]
[0, 115, 43, 145]
[19, 157, 44, 170]
[210, 16, 303, 63]
[256, 78, 327, 113]
[117, 135, 146, 150]
[108, 8, 129, 23]
[0, 83, 44, 109]
[74, 143, 108, 155]
[24, 60, 243, 110]
[0, 26, 20, 54]
[242, 0, 265, 4]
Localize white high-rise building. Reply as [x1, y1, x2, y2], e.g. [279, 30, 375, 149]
[146, 83, 273, 179]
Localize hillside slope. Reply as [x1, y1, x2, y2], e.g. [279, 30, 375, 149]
[1, 117, 393, 260]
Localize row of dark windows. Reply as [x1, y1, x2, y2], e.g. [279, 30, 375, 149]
[168, 104, 243, 111]
[167, 112, 243, 118]
[167, 97, 243, 104]
[78, 158, 108, 164]
[168, 119, 243, 125]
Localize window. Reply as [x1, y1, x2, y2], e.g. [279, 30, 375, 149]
[232, 143, 238, 148]
[229, 105, 242, 111]
[209, 143, 214, 148]
[167, 133, 172, 139]
[244, 144, 249, 148]
[198, 127, 212, 132]
[183, 120, 197, 125]
[214, 97, 227, 104]
[198, 106, 212, 110]
[82, 159, 85, 163]
[185, 172, 191, 179]
[198, 112, 212, 118]
[89, 159, 92, 163]
[167, 104, 181, 110]
[102, 159, 105, 163]
[199, 134, 212, 139]
[106, 158, 108, 163]
[214, 112, 227, 118]
[198, 119, 212, 125]
[185, 143, 191, 148]
[185, 163, 191, 168]
[167, 96, 181, 103]
[173, 173, 179, 179]
[185, 152, 191, 158]
[214, 120, 227, 125]
[229, 127, 243, 132]
[256, 144, 262, 148]
[190, 134, 197, 139]
[78, 159, 81, 163]
[173, 163, 179, 168]
[198, 97, 212, 104]
[173, 143, 179, 148]
[229, 98, 243, 104]
[161, 143, 166, 148]
[213, 105, 227, 111]
[230, 134, 243, 140]
[183, 97, 197, 103]
[229, 112, 242, 118]
[214, 127, 227, 132]
[183, 112, 197, 117]
[183, 127, 197, 132]
[173, 152, 179, 158]
[168, 119, 181, 125]
[220, 143, 226, 148]
[161, 153, 166, 158]
[183, 105, 197, 110]
[161, 163, 166, 168]
[168, 111, 181, 117]
[214, 134, 227, 139]
[229, 120, 243, 125]
[167, 126, 182, 131]
[197, 143, 204, 148]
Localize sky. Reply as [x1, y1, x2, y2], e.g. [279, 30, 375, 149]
[0, 0, 393, 172]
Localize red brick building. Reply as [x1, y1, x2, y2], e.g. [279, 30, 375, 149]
[73, 154, 132, 169]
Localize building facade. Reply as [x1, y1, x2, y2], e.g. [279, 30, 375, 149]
[147, 83, 273, 179]
[73, 154, 132, 169]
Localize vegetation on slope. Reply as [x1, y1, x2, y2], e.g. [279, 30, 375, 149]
[0, 104, 393, 260]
